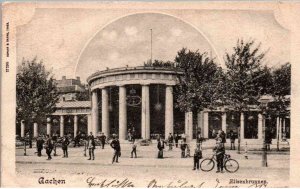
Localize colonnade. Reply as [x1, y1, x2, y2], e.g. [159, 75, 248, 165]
[20, 114, 91, 138]
[91, 84, 174, 140]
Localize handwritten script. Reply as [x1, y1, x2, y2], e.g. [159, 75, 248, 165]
[86, 177, 268, 188]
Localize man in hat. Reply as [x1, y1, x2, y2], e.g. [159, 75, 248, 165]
[62, 135, 70, 158]
[87, 135, 95, 160]
[45, 135, 54, 160]
[213, 136, 225, 173]
[110, 134, 121, 163]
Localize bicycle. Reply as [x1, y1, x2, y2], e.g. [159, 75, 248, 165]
[200, 153, 239, 173]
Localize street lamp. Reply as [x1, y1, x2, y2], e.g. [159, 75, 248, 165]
[259, 95, 274, 167]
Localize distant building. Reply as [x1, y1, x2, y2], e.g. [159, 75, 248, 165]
[54, 76, 86, 101]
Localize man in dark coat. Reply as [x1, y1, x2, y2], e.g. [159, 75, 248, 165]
[99, 133, 107, 149]
[87, 135, 96, 160]
[193, 144, 202, 170]
[62, 135, 70, 158]
[214, 137, 225, 173]
[157, 137, 165, 159]
[110, 135, 121, 163]
[168, 133, 174, 151]
[45, 135, 54, 160]
[175, 133, 180, 148]
[74, 131, 81, 147]
[36, 135, 44, 157]
[229, 130, 236, 150]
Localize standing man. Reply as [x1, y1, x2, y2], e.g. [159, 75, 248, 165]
[229, 130, 236, 150]
[74, 131, 81, 147]
[214, 137, 225, 173]
[87, 135, 95, 160]
[100, 133, 107, 149]
[193, 144, 202, 170]
[36, 135, 44, 157]
[45, 135, 54, 160]
[168, 133, 174, 151]
[175, 133, 180, 148]
[131, 141, 137, 158]
[111, 134, 121, 163]
[52, 132, 58, 156]
[26, 131, 33, 148]
[62, 135, 70, 158]
[157, 137, 165, 159]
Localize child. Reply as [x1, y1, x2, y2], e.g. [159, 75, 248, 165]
[193, 144, 202, 170]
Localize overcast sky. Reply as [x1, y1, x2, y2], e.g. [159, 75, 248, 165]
[17, 9, 290, 83]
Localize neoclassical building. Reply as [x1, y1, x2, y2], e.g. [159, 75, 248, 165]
[18, 66, 290, 143]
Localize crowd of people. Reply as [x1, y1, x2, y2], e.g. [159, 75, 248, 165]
[20, 127, 263, 174]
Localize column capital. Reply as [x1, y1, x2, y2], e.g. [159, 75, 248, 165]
[141, 83, 150, 86]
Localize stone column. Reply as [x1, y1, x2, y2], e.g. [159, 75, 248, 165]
[33, 122, 38, 137]
[276, 116, 280, 140]
[92, 90, 99, 136]
[258, 113, 263, 139]
[185, 111, 193, 142]
[203, 112, 209, 138]
[165, 85, 174, 137]
[197, 111, 204, 137]
[222, 112, 227, 133]
[119, 85, 127, 140]
[21, 120, 25, 138]
[141, 84, 150, 139]
[46, 117, 51, 136]
[102, 88, 110, 137]
[60, 115, 64, 137]
[240, 113, 245, 139]
[74, 115, 78, 138]
[87, 114, 92, 134]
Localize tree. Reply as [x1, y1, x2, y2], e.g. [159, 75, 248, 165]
[224, 39, 268, 111]
[173, 48, 224, 113]
[16, 58, 59, 125]
[75, 84, 90, 101]
[268, 63, 291, 119]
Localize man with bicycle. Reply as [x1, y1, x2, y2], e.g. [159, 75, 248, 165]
[214, 137, 225, 173]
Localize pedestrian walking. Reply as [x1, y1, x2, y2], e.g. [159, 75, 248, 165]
[168, 133, 174, 151]
[87, 135, 95, 160]
[131, 141, 137, 158]
[36, 135, 44, 157]
[45, 135, 54, 160]
[111, 134, 121, 163]
[157, 137, 165, 159]
[229, 130, 236, 150]
[213, 137, 225, 173]
[193, 144, 202, 170]
[62, 135, 70, 158]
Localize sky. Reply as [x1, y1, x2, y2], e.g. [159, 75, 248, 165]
[17, 9, 290, 83]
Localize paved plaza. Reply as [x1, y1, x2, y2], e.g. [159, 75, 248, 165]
[15, 141, 290, 187]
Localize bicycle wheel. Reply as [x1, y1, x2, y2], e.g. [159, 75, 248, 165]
[224, 159, 239, 173]
[200, 158, 215, 172]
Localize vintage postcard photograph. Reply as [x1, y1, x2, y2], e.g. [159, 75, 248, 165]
[1, 1, 300, 188]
